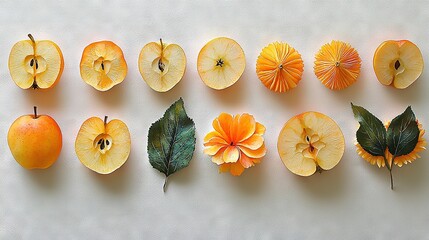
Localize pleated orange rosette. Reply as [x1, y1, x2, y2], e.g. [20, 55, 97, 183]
[256, 42, 304, 92]
[314, 40, 361, 90]
[203, 113, 266, 176]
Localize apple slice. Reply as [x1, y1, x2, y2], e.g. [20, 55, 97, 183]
[197, 37, 245, 90]
[139, 39, 186, 92]
[80, 41, 128, 91]
[373, 40, 424, 89]
[8, 34, 64, 89]
[75, 116, 131, 174]
[277, 112, 345, 176]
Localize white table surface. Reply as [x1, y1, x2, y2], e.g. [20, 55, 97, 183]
[1, 0, 429, 239]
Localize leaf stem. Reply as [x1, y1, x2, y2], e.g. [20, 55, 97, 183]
[390, 156, 396, 190]
[163, 176, 168, 193]
[383, 155, 394, 190]
[383, 155, 391, 171]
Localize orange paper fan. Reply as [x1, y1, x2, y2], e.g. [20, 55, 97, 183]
[256, 42, 304, 92]
[314, 40, 361, 90]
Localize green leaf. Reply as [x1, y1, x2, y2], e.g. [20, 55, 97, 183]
[148, 98, 196, 192]
[351, 103, 387, 156]
[387, 106, 419, 157]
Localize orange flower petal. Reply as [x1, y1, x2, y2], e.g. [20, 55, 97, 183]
[203, 131, 221, 143]
[212, 113, 233, 142]
[203, 145, 226, 156]
[239, 144, 267, 158]
[237, 134, 264, 150]
[223, 146, 240, 163]
[255, 122, 266, 135]
[203, 136, 228, 147]
[230, 162, 245, 176]
[212, 150, 225, 165]
[239, 153, 255, 168]
[219, 163, 231, 173]
[231, 114, 256, 143]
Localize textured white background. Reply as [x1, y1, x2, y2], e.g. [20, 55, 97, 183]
[0, 0, 428, 239]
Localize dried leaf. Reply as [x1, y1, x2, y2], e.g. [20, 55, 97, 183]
[148, 98, 196, 192]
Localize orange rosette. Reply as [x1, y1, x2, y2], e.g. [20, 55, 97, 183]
[256, 42, 304, 92]
[314, 40, 361, 90]
[203, 113, 266, 176]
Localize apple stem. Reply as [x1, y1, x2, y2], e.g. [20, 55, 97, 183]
[28, 34, 35, 44]
[158, 38, 166, 72]
[33, 106, 38, 119]
[104, 116, 108, 125]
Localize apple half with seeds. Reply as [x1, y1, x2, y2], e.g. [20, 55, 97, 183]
[139, 39, 186, 92]
[373, 40, 424, 89]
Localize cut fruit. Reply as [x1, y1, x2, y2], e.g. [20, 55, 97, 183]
[138, 39, 186, 92]
[277, 112, 345, 176]
[197, 37, 245, 90]
[373, 40, 424, 89]
[314, 40, 361, 90]
[75, 116, 131, 174]
[8, 34, 64, 89]
[256, 42, 304, 92]
[80, 41, 128, 91]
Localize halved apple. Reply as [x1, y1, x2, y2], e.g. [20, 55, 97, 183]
[197, 37, 245, 90]
[8, 34, 64, 89]
[277, 112, 345, 176]
[373, 40, 424, 89]
[80, 41, 128, 91]
[138, 39, 186, 92]
[75, 116, 131, 174]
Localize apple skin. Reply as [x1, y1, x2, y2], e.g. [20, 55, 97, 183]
[7, 113, 62, 169]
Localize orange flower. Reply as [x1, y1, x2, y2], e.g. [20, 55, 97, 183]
[203, 113, 266, 176]
[356, 122, 426, 168]
[314, 40, 361, 90]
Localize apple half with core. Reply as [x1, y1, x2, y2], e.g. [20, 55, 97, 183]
[80, 41, 128, 91]
[277, 111, 345, 176]
[373, 40, 424, 89]
[75, 116, 131, 174]
[138, 39, 186, 92]
[197, 37, 245, 90]
[9, 34, 64, 89]
[8, 106, 62, 169]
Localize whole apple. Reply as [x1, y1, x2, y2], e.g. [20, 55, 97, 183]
[7, 106, 62, 169]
